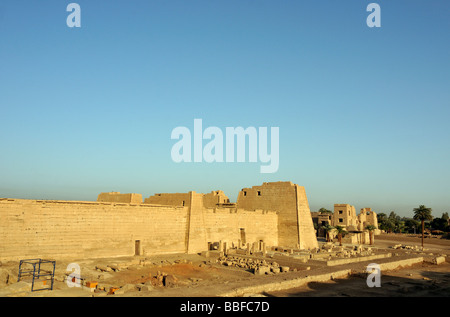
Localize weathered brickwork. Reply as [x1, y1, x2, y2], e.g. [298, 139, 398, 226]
[0, 199, 188, 261]
[0, 182, 318, 261]
[236, 182, 318, 250]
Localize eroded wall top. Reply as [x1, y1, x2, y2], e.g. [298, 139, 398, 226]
[97, 192, 143, 204]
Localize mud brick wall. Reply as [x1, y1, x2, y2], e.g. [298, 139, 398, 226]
[236, 181, 318, 250]
[0, 196, 279, 261]
[143, 193, 191, 207]
[97, 192, 143, 204]
[0, 198, 188, 261]
[198, 208, 278, 252]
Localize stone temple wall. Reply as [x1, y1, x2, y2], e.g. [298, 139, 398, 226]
[0, 181, 317, 261]
[236, 181, 318, 250]
[0, 195, 278, 261]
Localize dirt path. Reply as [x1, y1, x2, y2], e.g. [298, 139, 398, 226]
[376, 233, 450, 250]
[265, 262, 450, 297]
[2, 234, 449, 297]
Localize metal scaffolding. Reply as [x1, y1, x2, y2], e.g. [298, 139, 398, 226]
[17, 258, 56, 292]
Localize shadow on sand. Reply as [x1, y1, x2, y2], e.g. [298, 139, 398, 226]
[261, 269, 450, 297]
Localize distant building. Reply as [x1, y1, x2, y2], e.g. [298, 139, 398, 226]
[311, 211, 332, 238]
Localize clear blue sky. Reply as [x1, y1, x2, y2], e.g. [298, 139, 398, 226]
[0, 0, 449, 217]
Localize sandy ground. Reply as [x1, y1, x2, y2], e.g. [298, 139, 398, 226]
[264, 234, 450, 297]
[376, 233, 450, 251]
[1, 233, 449, 297]
[266, 262, 450, 297]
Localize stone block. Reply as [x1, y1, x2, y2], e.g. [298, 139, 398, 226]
[271, 267, 280, 274]
[140, 285, 153, 292]
[121, 283, 136, 292]
[108, 264, 120, 271]
[96, 265, 111, 272]
[280, 266, 290, 273]
[254, 266, 270, 275]
[431, 256, 445, 265]
[163, 275, 178, 287]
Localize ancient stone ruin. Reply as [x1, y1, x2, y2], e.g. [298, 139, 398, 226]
[0, 181, 318, 261]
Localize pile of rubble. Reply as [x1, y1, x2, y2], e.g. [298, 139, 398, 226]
[216, 256, 290, 275]
[72, 270, 180, 295]
[309, 244, 374, 260]
[95, 263, 126, 272]
[391, 244, 421, 251]
[145, 270, 178, 288]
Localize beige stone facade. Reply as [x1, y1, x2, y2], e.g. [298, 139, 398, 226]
[0, 182, 319, 261]
[143, 190, 231, 208]
[332, 204, 358, 230]
[328, 204, 379, 244]
[331, 204, 379, 232]
[236, 182, 319, 250]
[143, 192, 191, 206]
[357, 208, 379, 231]
[311, 212, 332, 227]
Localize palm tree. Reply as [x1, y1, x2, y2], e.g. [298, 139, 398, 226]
[318, 207, 333, 214]
[413, 205, 433, 249]
[365, 225, 377, 245]
[322, 224, 335, 242]
[334, 225, 347, 246]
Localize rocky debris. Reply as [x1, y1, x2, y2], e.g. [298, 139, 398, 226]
[254, 266, 270, 275]
[391, 244, 421, 251]
[216, 256, 289, 275]
[322, 243, 334, 251]
[188, 277, 203, 283]
[121, 283, 137, 292]
[95, 265, 112, 272]
[163, 274, 178, 287]
[107, 264, 121, 272]
[144, 271, 179, 288]
[271, 267, 280, 274]
[93, 262, 131, 273]
[137, 284, 153, 292]
[317, 244, 375, 259]
[425, 256, 446, 265]
[95, 283, 108, 291]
